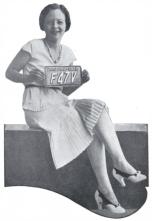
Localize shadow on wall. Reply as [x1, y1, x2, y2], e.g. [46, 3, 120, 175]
[4, 124, 148, 218]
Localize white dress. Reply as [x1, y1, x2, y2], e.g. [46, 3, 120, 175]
[22, 39, 108, 169]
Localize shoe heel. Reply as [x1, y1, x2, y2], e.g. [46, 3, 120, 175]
[95, 190, 103, 210]
[112, 168, 147, 186]
[112, 169, 126, 187]
[95, 190, 126, 214]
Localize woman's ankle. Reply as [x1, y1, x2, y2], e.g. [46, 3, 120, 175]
[113, 158, 137, 174]
[98, 186, 119, 206]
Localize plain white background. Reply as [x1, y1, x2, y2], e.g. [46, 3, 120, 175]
[0, 0, 151, 220]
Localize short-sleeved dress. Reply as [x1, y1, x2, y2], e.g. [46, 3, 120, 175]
[22, 39, 107, 169]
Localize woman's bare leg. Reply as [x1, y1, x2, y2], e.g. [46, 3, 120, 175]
[95, 108, 137, 174]
[87, 136, 119, 205]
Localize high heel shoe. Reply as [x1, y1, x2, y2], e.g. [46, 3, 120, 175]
[112, 168, 147, 187]
[94, 190, 126, 214]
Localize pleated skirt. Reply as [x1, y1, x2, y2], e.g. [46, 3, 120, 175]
[24, 99, 108, 169]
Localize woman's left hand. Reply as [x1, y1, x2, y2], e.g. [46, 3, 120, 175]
[81, 69, 90, 84]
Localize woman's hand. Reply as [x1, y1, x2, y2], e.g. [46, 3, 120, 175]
[81, 69, 90, 84]
[25, 69, 45, 85]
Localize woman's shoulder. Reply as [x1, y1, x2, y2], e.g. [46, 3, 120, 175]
[61, 44, 77, 65]
[62, 44, 74, 52]
[21, 38, 44, 54]
[62, 44, 76, 57]
[23, 38, 44, 46]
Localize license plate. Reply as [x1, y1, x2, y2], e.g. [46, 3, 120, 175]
[44, 66, 82, 87]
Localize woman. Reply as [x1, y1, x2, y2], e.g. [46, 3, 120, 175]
[5, 3, 146, 214]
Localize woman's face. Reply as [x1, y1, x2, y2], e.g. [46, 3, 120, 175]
[43, 9, 66, 42]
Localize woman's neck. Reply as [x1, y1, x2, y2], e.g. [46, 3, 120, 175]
[44, 37, 61, 50]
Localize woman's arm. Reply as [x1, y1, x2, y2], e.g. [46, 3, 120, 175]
[5, 50, 31, 84]
[62, 69, 90, 96]
[62, 85, 80, 96]
[6, 50, 45, 85]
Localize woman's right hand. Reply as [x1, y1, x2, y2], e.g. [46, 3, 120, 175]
[26, 69, 45, 85]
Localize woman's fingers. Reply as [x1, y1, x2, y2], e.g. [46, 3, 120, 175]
[25, 69, 45, 85]
[30, 70, 45, 80]
[81, 69, 90, 83]
[29, 70, 45, 86]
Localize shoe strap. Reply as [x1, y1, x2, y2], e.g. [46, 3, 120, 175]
[115, 168, 140, 178]
[98, 190, 120, 208]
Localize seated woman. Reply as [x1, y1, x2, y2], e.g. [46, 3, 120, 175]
[5, 3, 146, 214]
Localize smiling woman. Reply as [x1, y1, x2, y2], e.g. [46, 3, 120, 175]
[5, 3, 147, 218]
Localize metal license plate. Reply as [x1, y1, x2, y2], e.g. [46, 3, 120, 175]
[44, 66, 82, 87]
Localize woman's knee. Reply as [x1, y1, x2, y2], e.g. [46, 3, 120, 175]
[96, 99, 109, 114]
[24, 110, 38, 128]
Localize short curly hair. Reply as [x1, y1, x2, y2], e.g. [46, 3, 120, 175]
[39, 3, 71, 32]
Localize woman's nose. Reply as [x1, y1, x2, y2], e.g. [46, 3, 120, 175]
[52, 21, 58, 28]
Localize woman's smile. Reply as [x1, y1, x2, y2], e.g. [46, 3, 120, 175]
[51, 29, 62, 35]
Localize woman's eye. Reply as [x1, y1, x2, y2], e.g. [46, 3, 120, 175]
[58, 20, 64, 24]
[45, 20, 64, 27]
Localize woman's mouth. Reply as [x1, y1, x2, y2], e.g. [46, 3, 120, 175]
[51, 30, 61, 35]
